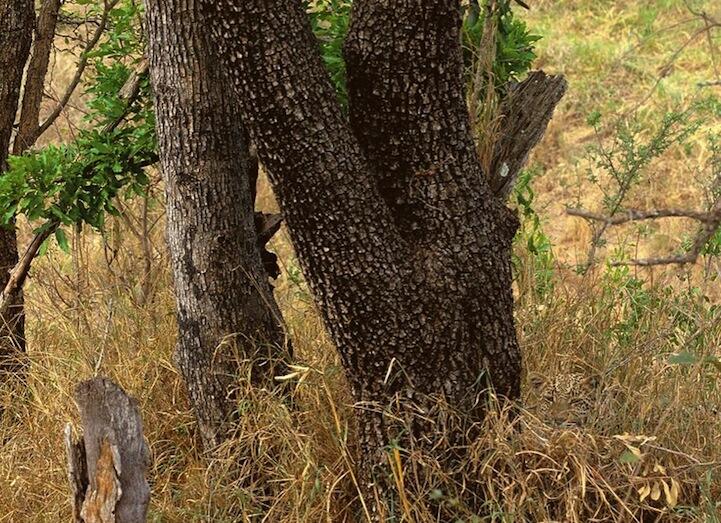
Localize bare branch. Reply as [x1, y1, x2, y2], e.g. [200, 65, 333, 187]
[35, 0, 120, 139]
[613, 208, 721, 266]
[567, 204, 721, 267]
[566, 206, 717, 225]
[698, 79, 721, 88]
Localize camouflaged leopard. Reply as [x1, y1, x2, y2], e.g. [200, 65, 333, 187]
[527, 372, 600, 427]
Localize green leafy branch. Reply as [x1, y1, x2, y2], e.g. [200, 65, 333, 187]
[2, 0, 154, 244]
[0, 0, 156, 314]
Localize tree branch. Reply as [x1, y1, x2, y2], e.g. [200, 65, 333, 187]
[698, 79, 721, 88]
[0, 60, 151, 318]
[566, 206, 717, 225]
[488, 71, 567, 200]
[0, 222, 56, 319]
[567, 205, 721, 267]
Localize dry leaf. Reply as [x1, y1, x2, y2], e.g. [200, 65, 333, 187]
[651, 481, 661, 501]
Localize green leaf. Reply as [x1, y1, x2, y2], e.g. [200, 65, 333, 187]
[55, 228, 70, 253]
[38, 236, 51, 257]
[619, 450, 641, 464]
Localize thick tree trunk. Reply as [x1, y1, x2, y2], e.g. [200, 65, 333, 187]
[199, 0, 523, 493]
[0, 0, 34, 375]
[145, 0, 288, 448]
[341, 0, 523, 481]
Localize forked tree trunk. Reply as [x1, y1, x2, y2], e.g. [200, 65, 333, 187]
[198, 0, 521, 484]
[0, 0, 34, 376]
[145, 0, 288, 448]
[175, 1, 565, 511]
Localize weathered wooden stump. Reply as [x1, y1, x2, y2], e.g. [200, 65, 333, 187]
[65, 377, 150, 523]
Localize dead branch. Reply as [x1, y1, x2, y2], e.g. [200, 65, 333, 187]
[66, 378, 150, 523]
[566, 206, 717, 225]
[489, 71, 567, 200]
[613, 206, 721, 266]
[699, 79, 721, 88]
[567, 204, 721, 267]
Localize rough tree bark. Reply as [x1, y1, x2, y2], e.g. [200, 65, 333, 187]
[12, 0, 62, 155]
[168, 0, 563, 509]
[488, 71, 567, 199]
[0, 0, 34, 375]
[198, 0, 523, 484]
[145, 0, 288, 448]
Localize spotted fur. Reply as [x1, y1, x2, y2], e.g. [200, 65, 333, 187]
[527, 372, 599, 427]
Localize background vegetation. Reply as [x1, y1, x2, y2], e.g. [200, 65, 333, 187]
[1, 0, 720, 520]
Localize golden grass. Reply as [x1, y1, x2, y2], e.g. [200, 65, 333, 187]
[1, 0, 721, 521]
[3, 226, 721, 521]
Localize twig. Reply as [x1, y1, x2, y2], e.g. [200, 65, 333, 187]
[567, 203, 721, 267]
[698, 79, 721, 88]
[567, 207, 717, 225]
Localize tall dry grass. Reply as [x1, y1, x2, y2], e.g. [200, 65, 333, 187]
[2, 197, 720, 521]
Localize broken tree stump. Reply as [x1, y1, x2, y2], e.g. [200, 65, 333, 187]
[488, 71, 567, 200]
[65, 377, 150, 523]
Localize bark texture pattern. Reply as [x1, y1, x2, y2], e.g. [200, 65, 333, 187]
[0, 0, 33, 370]
[488, 71, 567, 199]
[13, 0, 62, 155]
[343, 0, 522, 469]
[146, 0, 288, 448]
[199, 0, 524, 485]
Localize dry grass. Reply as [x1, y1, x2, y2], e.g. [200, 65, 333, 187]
[2, 0, 721, 521]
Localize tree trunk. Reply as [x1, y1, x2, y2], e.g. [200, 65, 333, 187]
[199, 0, 523, 491]
[13, 0, 62, 156]
[0, 0, 34, 376]
[145, 0, 288, 448]
[340, 0, 523, 479]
